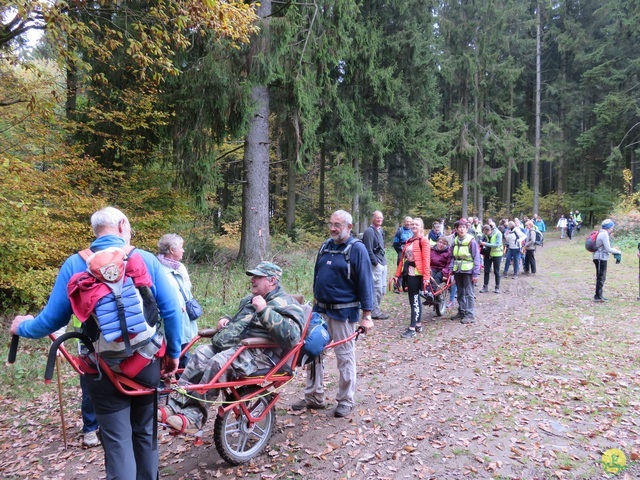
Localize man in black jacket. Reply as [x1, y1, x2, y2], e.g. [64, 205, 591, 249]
[363, 211, 389, 319]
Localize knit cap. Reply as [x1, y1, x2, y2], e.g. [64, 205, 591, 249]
[601, 219, 615, 230]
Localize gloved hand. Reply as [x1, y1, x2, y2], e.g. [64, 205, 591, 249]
[613, 252, 622, 264]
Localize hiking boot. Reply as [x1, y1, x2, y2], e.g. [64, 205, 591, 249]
[415, 325, 423, 333]
[82, 430, 100, 448]
[460, 317, 476, 324]
[494, 287, 500, 294]
[291, 399, 326, 411]
[334, 404, 353, 418]
[479, 286, 489, 293]
[401, 328, 417, 338]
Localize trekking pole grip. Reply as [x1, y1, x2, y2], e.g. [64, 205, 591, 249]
[8, 335, 19, 364]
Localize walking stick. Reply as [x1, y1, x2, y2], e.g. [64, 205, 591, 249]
[55, 356, 68, 449]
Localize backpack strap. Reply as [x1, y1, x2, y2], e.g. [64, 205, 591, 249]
[171, 272, 189, 302]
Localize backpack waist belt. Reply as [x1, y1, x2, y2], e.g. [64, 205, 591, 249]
[316, 301, 360, 309]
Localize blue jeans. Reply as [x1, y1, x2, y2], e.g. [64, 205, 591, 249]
[80, 375, 99, 433]
[503, 248, 521, 276]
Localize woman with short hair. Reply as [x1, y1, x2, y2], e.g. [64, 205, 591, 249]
[157, 234, 198, 369]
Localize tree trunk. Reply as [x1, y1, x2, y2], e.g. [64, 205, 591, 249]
[319, 140, 326, 223]
[352, 156, 360, 234]
[238, 85, 271, 267]
[285, 126, 296, 233]
[532, 0, 541, 214]
[238, 0, 272, 268]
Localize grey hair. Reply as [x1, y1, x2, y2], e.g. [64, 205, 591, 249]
[332, 210, 353, 225]
[157, 233, 184, 254]
[90, 207, 128, 236]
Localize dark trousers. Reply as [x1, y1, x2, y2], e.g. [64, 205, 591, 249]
[594, 259, 608, 299]
[406, 275, 423, 328]
[523, 250, 536, 273]
[80, 374, 99, 433]
[85, 360, 161, 480]
[455, 273, 475, 319]
[483, 255, 502, 288]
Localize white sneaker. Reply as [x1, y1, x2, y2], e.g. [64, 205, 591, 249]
[83, 430, 100, 448]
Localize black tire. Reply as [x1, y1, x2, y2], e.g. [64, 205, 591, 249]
[434, 290, 448, 317]
[213, 390, 276, 465]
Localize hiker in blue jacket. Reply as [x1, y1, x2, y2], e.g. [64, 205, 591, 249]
[292, 210, 374, 418]
[11, 206, 182, 480]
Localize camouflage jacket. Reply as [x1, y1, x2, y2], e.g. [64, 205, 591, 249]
[211, 285, 305, 352]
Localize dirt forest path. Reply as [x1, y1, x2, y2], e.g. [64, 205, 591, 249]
[2, 231, 640, 480]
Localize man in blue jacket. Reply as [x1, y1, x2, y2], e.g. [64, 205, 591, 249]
[292, 210, 374, 418]
[11, 206, 182, 480]
[392, 216, 413, 292]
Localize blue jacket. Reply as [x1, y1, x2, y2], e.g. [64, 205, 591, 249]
[533, 219, 546, 232]
[17, 235, 183, 359]
[393, 226, 413, 253]
[313, 238, 374, 322]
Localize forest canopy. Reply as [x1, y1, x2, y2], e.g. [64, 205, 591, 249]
[1, 0, 639, 309]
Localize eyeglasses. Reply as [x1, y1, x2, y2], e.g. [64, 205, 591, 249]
[327, 222, 345, 229]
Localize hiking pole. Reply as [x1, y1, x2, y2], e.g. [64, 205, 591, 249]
[637, 243, 640, 300]
[55, 356, 68, 449]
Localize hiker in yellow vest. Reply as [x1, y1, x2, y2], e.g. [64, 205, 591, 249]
[479, 222, 503, 294]
[448, 219, 482, 324]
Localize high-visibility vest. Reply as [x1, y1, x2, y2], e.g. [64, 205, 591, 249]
[489, 231, 502, 257]
[452, 235, 474, 272]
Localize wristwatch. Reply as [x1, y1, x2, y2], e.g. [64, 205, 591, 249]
[363, 315, 372, 321]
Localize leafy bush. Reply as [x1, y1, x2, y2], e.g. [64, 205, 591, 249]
[0, 154, 195, 311]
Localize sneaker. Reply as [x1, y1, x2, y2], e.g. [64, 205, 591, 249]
[334, 404, 353, 418]
[593, 297, 609, 303]
[479, 286, 489, 293]
[372, 312, 390, 320]
[83, 430, 100, 448]
[460, 317, 476, 324]
[494, 287, 500, 294]
[401, 328, 416, 338]
[415, 325, 423, 333]
[446, 300, 456, 309]
[291, 399, 326, 411]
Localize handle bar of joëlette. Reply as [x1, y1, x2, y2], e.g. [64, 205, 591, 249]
[44, 332, 94, 383]
[325, 326, 365, 350]
[6, 333, 93, 382]
[7, 334, 19, 364]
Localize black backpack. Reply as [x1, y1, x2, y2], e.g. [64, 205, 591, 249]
[317, 237, 362, 279]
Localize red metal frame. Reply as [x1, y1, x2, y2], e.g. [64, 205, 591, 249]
[49, 309, 362, 413]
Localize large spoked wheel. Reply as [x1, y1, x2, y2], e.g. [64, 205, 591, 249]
[434, 289, 448, 317]
[213, 391, 276, 465]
